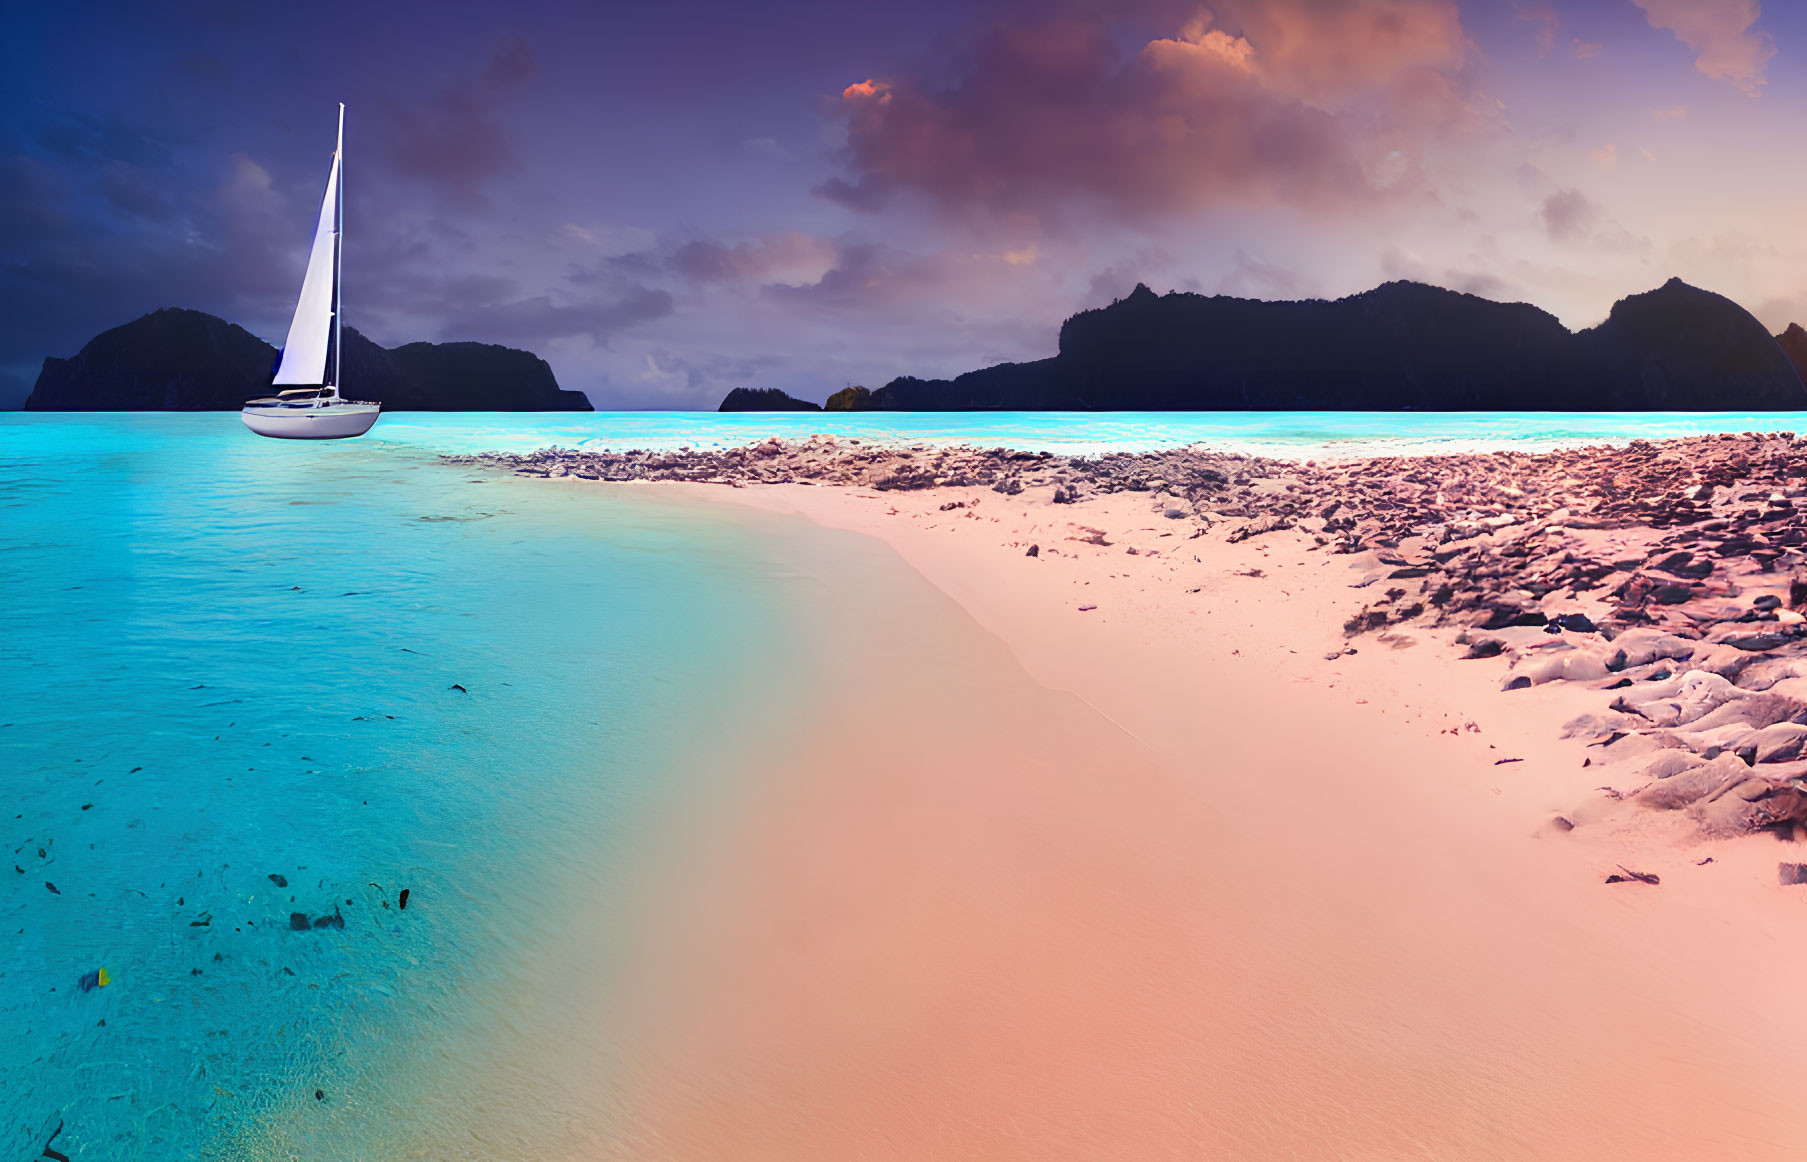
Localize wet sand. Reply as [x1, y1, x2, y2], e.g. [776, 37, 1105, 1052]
[466, 439, 1807, 1157]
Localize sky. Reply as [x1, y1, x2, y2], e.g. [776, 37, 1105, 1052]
[4, 0, 1806, 408]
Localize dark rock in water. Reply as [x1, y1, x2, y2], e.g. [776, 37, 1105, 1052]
[312, 908, 345, 929]
[835, 279, 1807, 411]
[824, 385, 875, 411]
[717, 387, 821, 412]
[316, 1088, 325, 1101]
[1777, 323, 1807, 387]
[288, 912, 310, 931]
[77, 969, 99, 993]
[398, 888, 410, 910]
[25, 308, 593, 411]
[44, 881, 58, 895]
[268, 873, 288, 888]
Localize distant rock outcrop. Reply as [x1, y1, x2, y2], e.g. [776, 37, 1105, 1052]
[852, 279, 1807, 411]
[718, 387, 821, 411]
[824, 385, 874, 411]
[24, 308, 592, 411]
[1779, 323, 1807, 387]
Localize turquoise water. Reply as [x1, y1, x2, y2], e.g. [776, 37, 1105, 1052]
[0, 415, 817, 1157]
[362, 409, 1807, 458]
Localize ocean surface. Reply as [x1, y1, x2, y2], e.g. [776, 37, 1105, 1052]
[5, 407, 1804, 1156]
[0, 415, 826, 1157]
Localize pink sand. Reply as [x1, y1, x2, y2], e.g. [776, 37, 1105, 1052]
[599, 482, 1807, 1159]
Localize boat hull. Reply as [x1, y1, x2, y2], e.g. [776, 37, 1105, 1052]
[240, 402, 381, 440]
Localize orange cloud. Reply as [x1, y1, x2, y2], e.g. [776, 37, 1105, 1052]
[1631, 0, 1775, 95]
[842, 79, 892, 103]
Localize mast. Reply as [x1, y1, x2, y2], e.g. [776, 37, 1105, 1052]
[331, 102, 344, 398]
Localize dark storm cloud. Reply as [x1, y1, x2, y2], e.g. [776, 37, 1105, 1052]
[376, 36, 536, 203]
[437, 286, 675, 348]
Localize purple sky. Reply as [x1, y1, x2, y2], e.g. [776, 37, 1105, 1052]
[5, 0, 1805, 408]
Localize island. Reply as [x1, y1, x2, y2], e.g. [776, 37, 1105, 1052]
[23, 308, 593, 411]
[722, 279, 1807, 412]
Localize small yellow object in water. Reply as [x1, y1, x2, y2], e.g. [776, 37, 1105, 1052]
[97, 967, 111, 987]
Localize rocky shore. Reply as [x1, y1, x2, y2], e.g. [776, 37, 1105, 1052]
[450, 431, 1807, 846]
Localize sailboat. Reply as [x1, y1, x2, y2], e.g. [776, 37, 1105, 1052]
[242, 104, 381, 439]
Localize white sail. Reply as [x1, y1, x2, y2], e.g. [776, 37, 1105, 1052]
[273, 142, 340, 385]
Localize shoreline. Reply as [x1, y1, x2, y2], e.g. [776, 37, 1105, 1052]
[461, 433, 1807, 1156]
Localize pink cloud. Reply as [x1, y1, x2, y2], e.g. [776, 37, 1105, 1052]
[1514, 3, 1559, 58]
[819, 1, 1486, 224]
[1631, 0, 1775, 95]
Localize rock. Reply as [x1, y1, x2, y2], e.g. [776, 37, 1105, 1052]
[1639, 756, 1750, 808]
[1695, 777, 1807, 835]
[717, 387, 821, 411]
[1754, 594, 1782, 611]
[1750, 723, 1807, 763]
[1464, 639, 1505, 659]
[268, 873, 288, 888]
[1562, 711, 1642, 744]
[399, 888, 410, 910]
[1725, 632, 1793, 652]
[1642, 751, 1703, 780]
[1609, 629, 1699, 669]
[1780, 862, 1807, 886]
[289, 912, 310, 931]
[1554, 612, 1598, 633]
[1025, 544, 1039, 557]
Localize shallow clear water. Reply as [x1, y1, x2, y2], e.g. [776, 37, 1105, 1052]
[360, 408, 1807, 458]
[0, 415, 814, 1158]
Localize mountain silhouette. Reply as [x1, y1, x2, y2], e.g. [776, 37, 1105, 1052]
[24, 308, 593, 411]
[829, 279, 1805, 411]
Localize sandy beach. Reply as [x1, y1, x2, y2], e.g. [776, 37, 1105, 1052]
[468, 435, 1807, 1158]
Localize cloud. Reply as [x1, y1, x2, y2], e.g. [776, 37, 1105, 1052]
[1631, 0, 1775, 95]
[1652, 105, 1688, 118]
[1513, 3, 1559, 57]
[1589, 143, 1619, 168]
[377, 36, 536, 202]
[1536, 187, 1601, 242]
[1572, 39, 1603, 59]
[819, 1, 1486, 225]
[436, 286, 674, 348]
[1535, 187, 1649, 254]
[668, 232, 837, 284]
